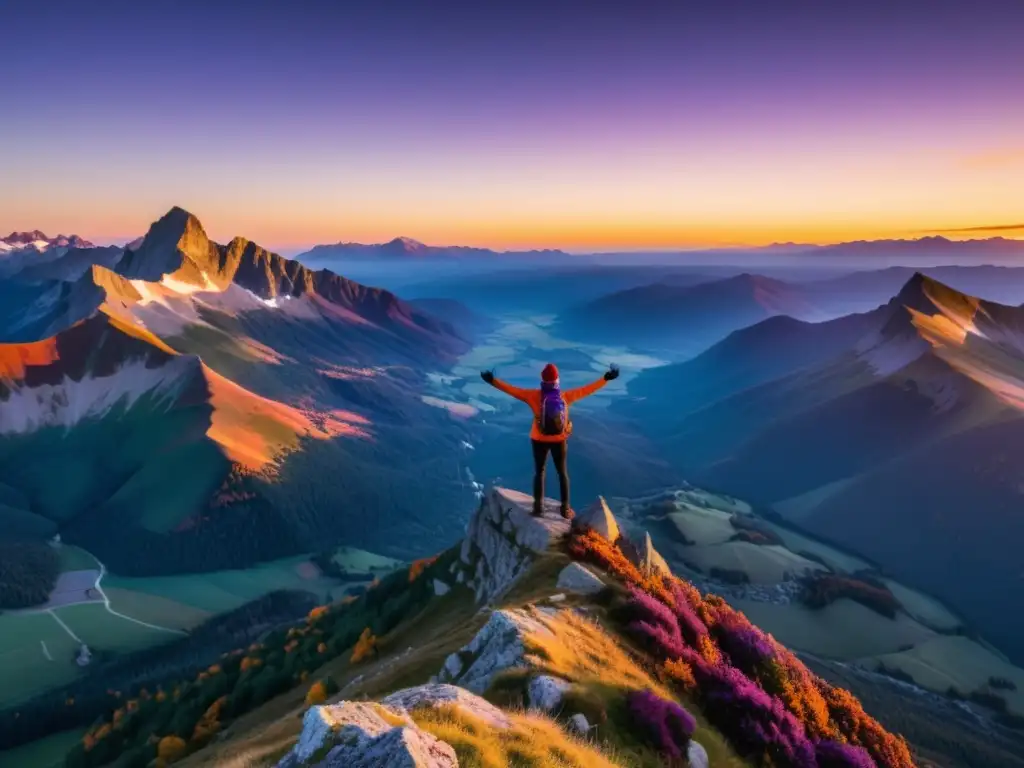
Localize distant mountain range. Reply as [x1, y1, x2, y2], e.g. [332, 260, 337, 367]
[297, 236, 570, 263]
[0, 207, 477, 578]
[0, 230, 93, 254]
[764, 235, 1024, 257]
[554, 272, 836, 357]
[623, 273, 1024, 663]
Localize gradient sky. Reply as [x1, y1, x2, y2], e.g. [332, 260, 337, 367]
[2, 0, 1022, 252]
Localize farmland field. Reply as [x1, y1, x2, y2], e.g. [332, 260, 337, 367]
[53, 603, 183, 652]
[104, 552, 384, 614]
[104, 587, 211, 631]
[733, 598, 937, 660]
[0, 728, 85, 768]
[0, 612, 82, 707]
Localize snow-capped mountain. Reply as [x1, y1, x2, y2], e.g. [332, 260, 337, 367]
[0, 230, 94, 254]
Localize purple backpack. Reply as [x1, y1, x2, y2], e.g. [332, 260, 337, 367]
[539, 387, 569, 436]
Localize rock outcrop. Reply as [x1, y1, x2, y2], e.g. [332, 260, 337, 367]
[277, 700, 456, 768]
[437, 607, 555, 693]
[279, 684, 513, 768]
[688, 739, 710, 768]
[622, 531, 672, 577]
[528, 674, 572, 712]
[556, 562, 605, 595]
[573, 495, 621, 542]
[453, 487, 571, 604]
[382, 683, 512, 729]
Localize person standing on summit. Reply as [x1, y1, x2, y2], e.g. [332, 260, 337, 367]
[481, 363, 620, 519]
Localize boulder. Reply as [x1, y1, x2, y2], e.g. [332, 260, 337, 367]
[454, 487, 571, 604]
[527, 675, 571, 712]
[277, 701, 456, 768]
[640, 532, 672, 577]
[382, 684, 512, 729]
[437, 607, 553, 693]
[573, 496, 620, 542]
[568, 713, 591, 735]
[624, 531, 672, 578]
[432, 579, 451, 597]
[555, 563, 605, 595]
[688, 739, 710, 768]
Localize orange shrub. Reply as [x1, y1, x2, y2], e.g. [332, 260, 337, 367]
[192, 696, 227, 743]
[567, 528, 674, 605]
[350, 627, 377, 663]
[408, 556, 438, 583]
[308, 605, 329, 623]
[819, 683, 915, 768]
[305, 680, 328, 706]
[157, 734, 187, 763]
[240, 656, 262, 672]
[663, 658, 697, 690]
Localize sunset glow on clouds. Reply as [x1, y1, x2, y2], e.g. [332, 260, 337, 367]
[1, 0, 1022, 252]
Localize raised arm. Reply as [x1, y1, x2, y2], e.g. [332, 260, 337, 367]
[482, 371, 533, 404]
[564, 364, 620, 404]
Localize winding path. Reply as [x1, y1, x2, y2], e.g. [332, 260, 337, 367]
[91, 558, 187, 636]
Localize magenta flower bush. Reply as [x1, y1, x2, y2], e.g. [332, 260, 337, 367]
[815, 740, 875, 768]
[626, 689, 696, 760]
[714, 613, 776, 676]
[623, 586, 680, 632]
[669, 581, 710, 645]
[680, 649, 817, 768]
[622, 586, 689, 659]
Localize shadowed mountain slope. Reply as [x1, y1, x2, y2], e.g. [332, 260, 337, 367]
[624, 273, 1024, 663]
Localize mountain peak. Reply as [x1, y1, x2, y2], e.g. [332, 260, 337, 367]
[117, 206, 221, 284]
[1, 230, 95, 251]
[382, 236, 428, 254]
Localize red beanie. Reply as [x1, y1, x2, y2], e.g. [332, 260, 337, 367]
[541, 363, 559, 382]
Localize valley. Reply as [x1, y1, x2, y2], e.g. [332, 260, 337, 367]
[4, 221, 1024, 767]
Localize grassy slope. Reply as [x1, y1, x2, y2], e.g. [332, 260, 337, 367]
[181, 549, 747, 768]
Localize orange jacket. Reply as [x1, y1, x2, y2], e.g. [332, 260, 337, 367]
[489, 376, 608, 442]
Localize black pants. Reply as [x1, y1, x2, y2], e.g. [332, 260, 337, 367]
[531, 439, 569, 514]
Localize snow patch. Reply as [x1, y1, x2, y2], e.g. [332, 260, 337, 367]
[421, 396, 479, 418]
[0, 358, 194, 434]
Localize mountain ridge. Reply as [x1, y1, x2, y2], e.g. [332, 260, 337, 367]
[623, 272, 1024, 664]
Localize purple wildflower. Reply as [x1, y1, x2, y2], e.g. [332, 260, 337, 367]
[669, 582, 710, 645]
[715, 614, 776, 675]
[816, 740, 876, 768]
[626, 689, 696, 759]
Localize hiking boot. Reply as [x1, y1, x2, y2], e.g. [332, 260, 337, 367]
[560, 506, 574, 521]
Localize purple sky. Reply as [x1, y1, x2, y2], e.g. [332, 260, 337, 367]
[2, 0, 1022, 251]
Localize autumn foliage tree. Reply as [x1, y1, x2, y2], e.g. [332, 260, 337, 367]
[156, 735, 187, 764]
[408, 556, 438, 583]
[305, 680, 328, 707]
[350, 628, 377, 663]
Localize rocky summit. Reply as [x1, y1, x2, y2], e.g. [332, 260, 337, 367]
[58, 485, 920, 768]
[256, 485, 914, 768]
